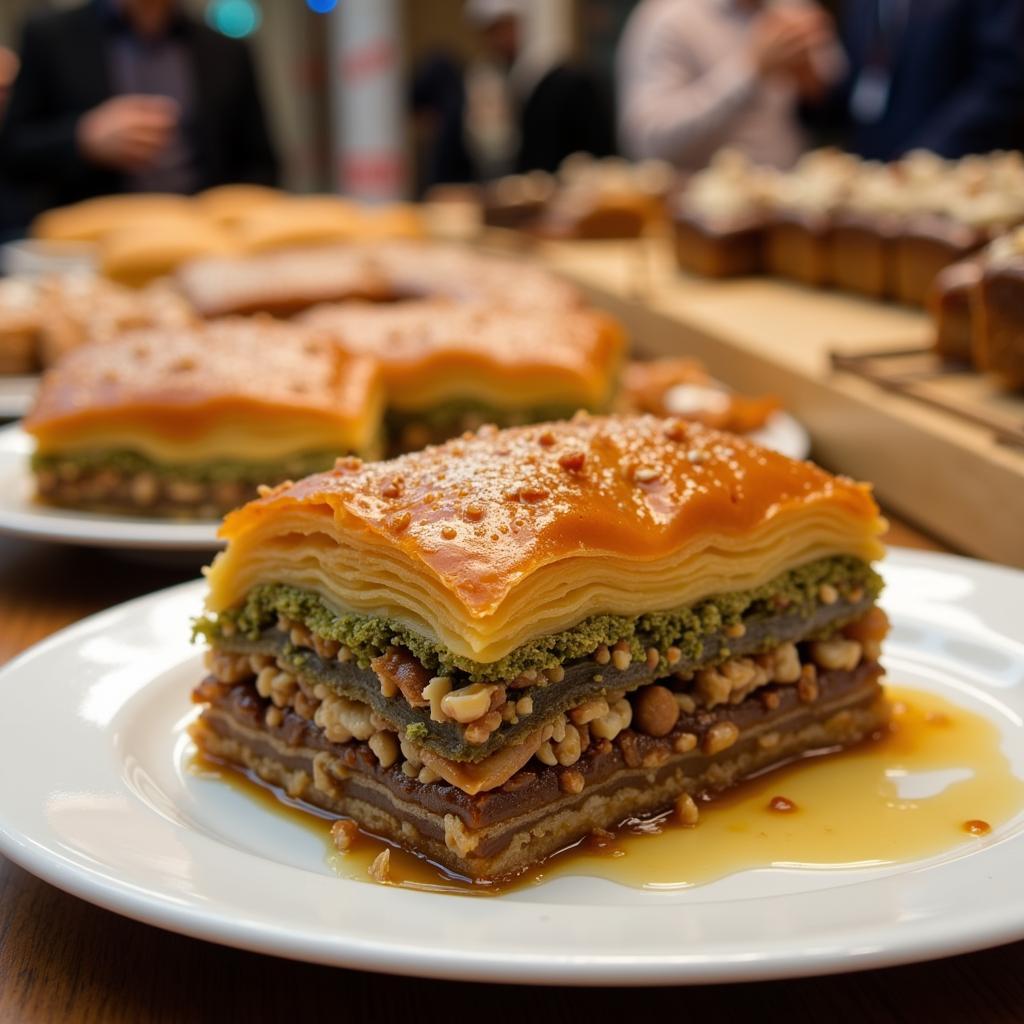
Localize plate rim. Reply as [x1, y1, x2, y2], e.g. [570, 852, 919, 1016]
[1, 547, 1024, 985]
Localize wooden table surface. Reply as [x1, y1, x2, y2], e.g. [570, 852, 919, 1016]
[1, 520, 1021, 1024]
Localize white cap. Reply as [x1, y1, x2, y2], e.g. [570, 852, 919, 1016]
[464, 0, 525, 27]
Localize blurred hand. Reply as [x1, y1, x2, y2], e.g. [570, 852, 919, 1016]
[748, 6, 834, 81]
[76, 95, 179, 172]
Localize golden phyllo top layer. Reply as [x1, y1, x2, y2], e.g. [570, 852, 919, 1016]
[300, 300, 625, 411]
[25, 318, 383, 462]
[207, 415, 885, 664]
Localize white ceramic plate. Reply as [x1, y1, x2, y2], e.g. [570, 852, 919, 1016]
[0, 548, 1022, 985]
[747, 410, 810, 460]
[663, 384, 811, 460]
[0, 423, 220, 552]
[0, 376, 38, 420]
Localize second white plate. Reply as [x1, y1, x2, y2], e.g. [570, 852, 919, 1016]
[0, 423, 221, 552]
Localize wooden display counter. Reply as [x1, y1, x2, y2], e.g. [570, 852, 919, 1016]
[534, 239, 1024, 568]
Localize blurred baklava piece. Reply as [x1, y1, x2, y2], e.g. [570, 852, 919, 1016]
[177, 242, 579, 319]
[0, 278, 42, 374]
[192, 414, 889, 881]
[24, 319, 382, 518]
[672, 150, 769, 277]
[301, 300, 625, 452]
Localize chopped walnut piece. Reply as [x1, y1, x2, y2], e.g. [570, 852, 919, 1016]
[368, 731, 399, 768]
[675, 793, 699, 826]
[368, 849, 391, 883]
[371, 647, 431, 707]
[553, 724, 583, 766]
[443, 814, 480, 857]
[464, 710, 502, 745]
[560, 769, 585, 794]
[673, 732, 698, 753]
[422, 676, 453, 722]
[590, 699, 633, 741]
[809, 638, 862, 672]
[330, 819, 359, 852]
[440, 682, 496, 723]
[569, 698, 609, 726]
[798, 664, 820, 703]
[704, 721, 740, 755]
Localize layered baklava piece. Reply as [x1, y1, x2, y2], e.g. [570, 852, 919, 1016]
[0, 277, 43, 374]
[672, 151, 770, 278]
[177, 242, 580, 319]
[24, 318, 382, 517]
[0, 272, 193, 373]
[301, 300, 625, 452]
[175, 245, 391, 318]
[192, 414, 889, 881]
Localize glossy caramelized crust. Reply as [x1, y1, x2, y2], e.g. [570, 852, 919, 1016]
[300, 300, 625, 410]
[207, 415, 885, 664]
[25, 318, 383, 462]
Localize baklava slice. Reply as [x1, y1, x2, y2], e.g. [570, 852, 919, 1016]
[177, 242, 580, 319]
[192, 414, 889, 882]
[301, 300, 626, 452]
[0, 277, 43, 374]
[24, 318, 382, 518]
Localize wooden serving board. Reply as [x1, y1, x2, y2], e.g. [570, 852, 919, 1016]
[530, 238, 1024, 568]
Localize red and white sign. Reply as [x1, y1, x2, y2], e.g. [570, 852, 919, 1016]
[330, 0, 405, 201]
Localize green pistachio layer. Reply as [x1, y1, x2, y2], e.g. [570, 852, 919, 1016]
[195, 555, 882, 683]
[32, 449, 344, 485]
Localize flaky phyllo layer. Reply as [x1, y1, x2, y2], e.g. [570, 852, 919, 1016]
[204, 415, 885, 664]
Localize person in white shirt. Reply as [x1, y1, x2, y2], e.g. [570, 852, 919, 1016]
[617, 0, 839, 170]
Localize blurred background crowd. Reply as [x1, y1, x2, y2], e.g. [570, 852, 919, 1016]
[0, 0, 1023, 239]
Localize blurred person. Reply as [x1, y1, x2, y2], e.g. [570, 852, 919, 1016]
[411, 0, 614, 192]
[0, 0, 278, 228]
[617, 0, 840, 170]
[0, 46, 24, 243]
[0, 47, 18, 120]
[819, 0, 1024, 159]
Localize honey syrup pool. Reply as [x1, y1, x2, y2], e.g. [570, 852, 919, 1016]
[189, 686, 1024, 896]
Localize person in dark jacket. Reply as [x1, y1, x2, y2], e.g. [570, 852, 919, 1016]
[411, 0, 613, 192]
[821, 0, 1024, 159]
[0, 0, 278, 229]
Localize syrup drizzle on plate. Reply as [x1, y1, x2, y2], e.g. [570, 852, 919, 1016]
[191, 687, 1024, 896]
